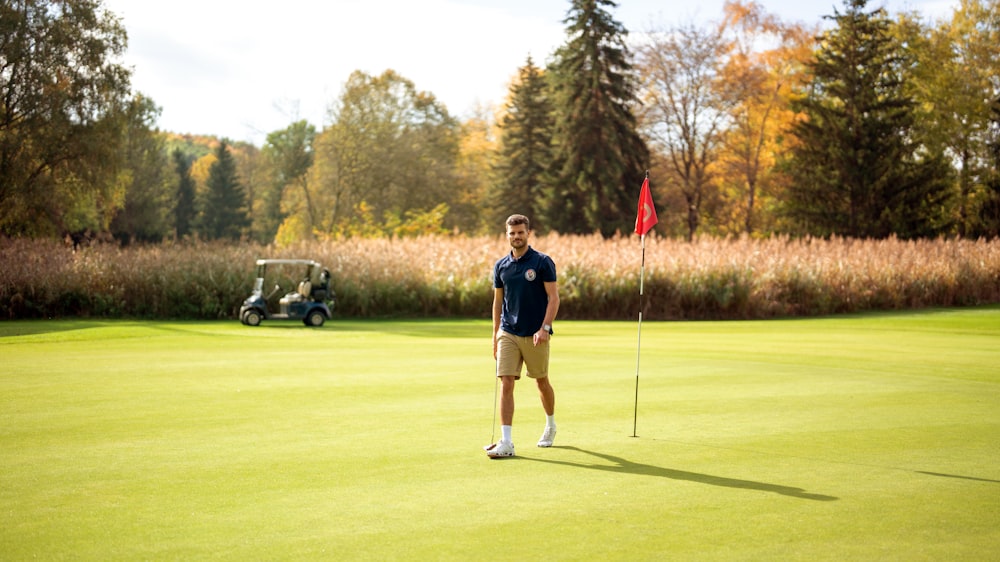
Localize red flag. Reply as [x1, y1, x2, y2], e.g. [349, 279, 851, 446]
[634, 177, 658, 236]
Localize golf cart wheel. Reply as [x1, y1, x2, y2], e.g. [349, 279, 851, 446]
[305, 310, 326, 327]
[243, 309, 263, 326]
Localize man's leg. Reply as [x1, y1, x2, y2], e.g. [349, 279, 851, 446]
[499, 375, 516, 426]
[535, 376, 554, 416]
[487, 334, 520, 456]
[486, 375, 518, 457]
[495, 332, 522, 443]
[535, 376, 557, 447]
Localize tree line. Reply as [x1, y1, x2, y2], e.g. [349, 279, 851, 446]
[2, 0, 999, 244]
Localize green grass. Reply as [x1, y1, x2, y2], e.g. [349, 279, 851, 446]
[2, 308, 998, 560]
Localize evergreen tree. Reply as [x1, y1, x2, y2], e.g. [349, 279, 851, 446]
[491, 57, 553, 227]
[784, 0, 952, 239]
[172, 149, 196, 239]
[544, 0, 649, 236]
[199, 140, 249, 240]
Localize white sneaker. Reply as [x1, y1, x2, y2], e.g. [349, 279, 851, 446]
[537, 426, 556, 448]
[484, 440, 515, 458]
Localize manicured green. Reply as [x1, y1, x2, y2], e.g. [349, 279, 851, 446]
[2, 308, 998, 560]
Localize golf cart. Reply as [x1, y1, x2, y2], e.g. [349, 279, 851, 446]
[239, 259, 335, 327]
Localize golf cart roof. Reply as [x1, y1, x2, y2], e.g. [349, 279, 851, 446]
[255, 259, 322, 267]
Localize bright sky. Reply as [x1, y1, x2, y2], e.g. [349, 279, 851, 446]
[103, 0, 959, 145]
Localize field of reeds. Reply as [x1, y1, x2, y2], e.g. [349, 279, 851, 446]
[2, 234, 999, 321]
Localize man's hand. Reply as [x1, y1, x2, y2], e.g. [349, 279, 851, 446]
[533, 329, 550, 346]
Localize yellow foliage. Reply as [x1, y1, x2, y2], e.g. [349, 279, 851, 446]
[274, 215, 310, 247]
[326, 201, 452, 239]
[190, 153, 217, 195]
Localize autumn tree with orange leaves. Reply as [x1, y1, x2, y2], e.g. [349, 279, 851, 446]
[636, 0, 810, 239]
[715, 1, 814, 236]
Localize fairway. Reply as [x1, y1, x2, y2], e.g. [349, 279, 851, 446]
[2, 308, 998, 560]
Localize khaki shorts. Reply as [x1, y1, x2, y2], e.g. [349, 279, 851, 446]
[496, 330, 549, 380]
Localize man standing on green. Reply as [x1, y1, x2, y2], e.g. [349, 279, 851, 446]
[485, 214, 560, 458]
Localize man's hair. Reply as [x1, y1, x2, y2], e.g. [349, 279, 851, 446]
[506, 214, 530, 230]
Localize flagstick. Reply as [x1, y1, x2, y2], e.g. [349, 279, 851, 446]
[633, 231, 646, 438]
[632, 170, 655, 438]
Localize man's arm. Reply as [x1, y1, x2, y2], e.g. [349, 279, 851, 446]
[542, 281, 559, 328]
[534, 280, 560, 345]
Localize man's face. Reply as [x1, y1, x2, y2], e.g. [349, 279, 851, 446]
[506, 223, 529, 250]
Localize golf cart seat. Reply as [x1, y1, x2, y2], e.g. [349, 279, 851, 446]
[280, 292, 304, 306]
[298, 280, 312, 299]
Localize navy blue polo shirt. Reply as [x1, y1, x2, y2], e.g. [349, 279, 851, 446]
[493, 246, 557, 337]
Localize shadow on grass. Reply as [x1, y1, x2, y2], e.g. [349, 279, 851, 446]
[0, 319, 105, 338]
[520, 446, 839, 502]
[916, 471, 1000, 483]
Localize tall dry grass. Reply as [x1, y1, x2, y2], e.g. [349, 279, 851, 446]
[1, 234, 998, 320]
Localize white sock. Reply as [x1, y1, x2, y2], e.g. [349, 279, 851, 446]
[501, 425, 512, 443]
[546, 415, 556, 429]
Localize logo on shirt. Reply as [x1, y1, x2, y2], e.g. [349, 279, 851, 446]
[524, 269, 537, 281]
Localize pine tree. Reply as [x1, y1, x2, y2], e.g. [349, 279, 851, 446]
[785, 0, 952, 239]
[491, 57, 553, 227]
[199, 140, 249, 240]
[172, 150, 196, 239]
[544, 0, 649, 236]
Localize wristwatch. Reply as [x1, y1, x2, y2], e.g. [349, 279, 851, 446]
[542, 323, 553, 335]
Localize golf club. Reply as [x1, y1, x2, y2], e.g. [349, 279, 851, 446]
[490, 361, 499, 445]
